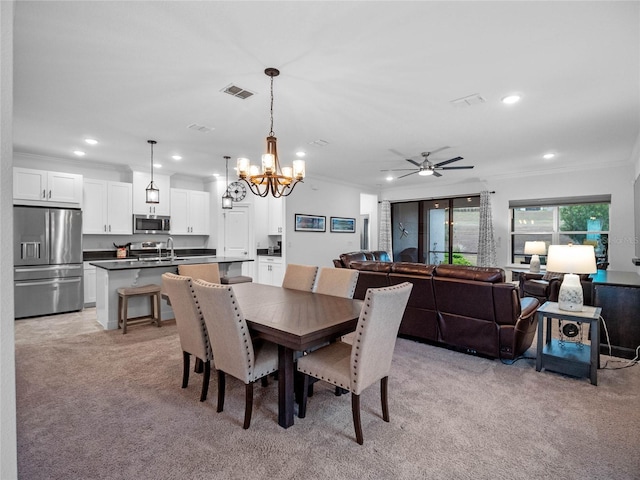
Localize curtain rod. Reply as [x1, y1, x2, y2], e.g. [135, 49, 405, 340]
[379, 191, 495, 203]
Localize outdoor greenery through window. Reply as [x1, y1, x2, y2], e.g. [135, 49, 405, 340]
[510, 196, 610, 267]
[391, 196, 480, 266]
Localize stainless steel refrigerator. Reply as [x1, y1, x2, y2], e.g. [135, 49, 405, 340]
[14, 206, 83, 319]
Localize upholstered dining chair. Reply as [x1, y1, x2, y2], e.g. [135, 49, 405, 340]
[192, 279, 279, 429]
[178, 263, 221, 284]
[296, 282, 413, 445]
[314, 267, 359, 299]
[161, 272, 213, 402]
[281, 263, 318, 291]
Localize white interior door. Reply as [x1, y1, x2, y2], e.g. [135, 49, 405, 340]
[222, 204, 254, 277]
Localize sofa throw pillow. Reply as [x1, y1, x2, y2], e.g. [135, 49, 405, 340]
[542, 271, 563, 281]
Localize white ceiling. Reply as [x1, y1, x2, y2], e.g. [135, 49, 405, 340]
[12, 1, 640, 190]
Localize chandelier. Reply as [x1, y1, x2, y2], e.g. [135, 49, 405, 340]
[236, 67, 305, 198]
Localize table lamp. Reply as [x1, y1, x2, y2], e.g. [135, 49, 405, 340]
[524, 241, 546, 273]
[546, 244, 597, 311]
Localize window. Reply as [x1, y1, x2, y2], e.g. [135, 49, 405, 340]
[509, 196, 610, 266]
[392, 196, 480, 265]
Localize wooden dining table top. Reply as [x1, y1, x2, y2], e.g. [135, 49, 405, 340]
[230, 282, 363, 351]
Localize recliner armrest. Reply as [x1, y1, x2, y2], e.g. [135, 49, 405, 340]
[519, 297, 539, 319]
[520, 273, 544, 281]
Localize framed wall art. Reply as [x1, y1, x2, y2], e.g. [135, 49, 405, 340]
[330, 217, 356, 233]
[294, 214, 326, 232]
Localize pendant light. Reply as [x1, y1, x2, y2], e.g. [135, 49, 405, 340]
[221, 155, 233, 209]
[145, 140, 159, 204]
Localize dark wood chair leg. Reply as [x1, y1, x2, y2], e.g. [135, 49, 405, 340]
[200, 360, 210, 402]
[194, 357, 203, 374]
[298, 375, 309, 418]
[351, 393, 363, 445]
[217, 370, 225, 413]
[261, 376, 269, 387]
[243, 382, 254, 429]
[182, 351, 190, 388]
[381, 376, 389, 422]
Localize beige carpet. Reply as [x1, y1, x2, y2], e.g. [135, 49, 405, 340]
[14, 309, 640, 480]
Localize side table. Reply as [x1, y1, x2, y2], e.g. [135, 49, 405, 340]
[536, 301, 602, 385]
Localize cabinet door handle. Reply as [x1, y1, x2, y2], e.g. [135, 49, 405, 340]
[42, 189, 46, 199]
[104, 225, 107, 232]
[48, 190, 52, 199]
[108, 225, 111, 232]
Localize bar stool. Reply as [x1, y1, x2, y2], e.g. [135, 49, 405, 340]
[117, 284, 162, 334]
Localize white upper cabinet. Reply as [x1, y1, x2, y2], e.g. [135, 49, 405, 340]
[132, 171, 171, 215]
[268, 195, 285, 235]
[170, 188, 210, 235]
[14, 167, 83, 206]
[83, 179, 132, 234]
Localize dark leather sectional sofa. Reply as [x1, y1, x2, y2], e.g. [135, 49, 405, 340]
[334, 251, 540, 360]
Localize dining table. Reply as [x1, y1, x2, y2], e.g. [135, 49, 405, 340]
[231, 282, 363, 428]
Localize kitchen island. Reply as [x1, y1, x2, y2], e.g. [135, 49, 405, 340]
[91, 256, 253, 330]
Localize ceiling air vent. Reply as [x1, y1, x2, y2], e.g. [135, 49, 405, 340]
[222, 84, 255, 99]
[187, 123, 214, 133]
[308, 139, 329, 147]
[450, 93, 486, 107]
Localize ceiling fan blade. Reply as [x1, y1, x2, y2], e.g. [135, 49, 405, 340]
[406, 159, 423, 168]
[432, 170, 442, 177]
[428, 146, 451, 155]
[437, 165, 474, 170]
[381, 168, 420, 172]
[397, 171, 419, 179]
[433, 156, 463, 167]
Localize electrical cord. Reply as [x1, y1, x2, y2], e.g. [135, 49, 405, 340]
[598, 314, 639, 370]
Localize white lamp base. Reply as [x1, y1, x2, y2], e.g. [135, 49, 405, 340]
[558, 273, 584, 311]
[530, 254, 541, 273]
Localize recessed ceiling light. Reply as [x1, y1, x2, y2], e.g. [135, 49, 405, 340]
[212, 173, 220, 177]
[73, 150, 85, 156]
[153, 163, 162, 168]
[543, 153, 555, 160]
[84, 138, 98, 145]
[296, 151, 306, 157]
[172, 155, 182, 161]
[386, 176, 394, 181]
[501, 94, 521, 104]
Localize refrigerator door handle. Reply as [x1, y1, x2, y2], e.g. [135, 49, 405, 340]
[15, 277, 81, 288]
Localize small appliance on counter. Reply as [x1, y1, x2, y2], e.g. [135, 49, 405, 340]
[114, 242, 131, 259]
[14, 206, 83, 319]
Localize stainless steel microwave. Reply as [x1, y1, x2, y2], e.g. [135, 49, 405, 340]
[133, 214, 171, 234]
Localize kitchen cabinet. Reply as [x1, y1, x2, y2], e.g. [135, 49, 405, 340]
[84, 262, 97, 306]
[170, 188, 210, 235]
[268, 196, 285, 235]
[14, 167, 83, 206]
[258, 256, 284, 286]
[83, 179, 133, 234]
[132, 171, 171, 215]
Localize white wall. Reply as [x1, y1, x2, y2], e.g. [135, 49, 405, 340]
[1, 1, 17, 478]
[285, 177, 378, 267]
[382, 163, 636, 272]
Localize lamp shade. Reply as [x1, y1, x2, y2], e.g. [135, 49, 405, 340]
[546, 244, 597, 274]
[524, 241, 546, 256]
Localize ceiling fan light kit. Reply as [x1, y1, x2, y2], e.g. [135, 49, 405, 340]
[236, 67, 305, 198]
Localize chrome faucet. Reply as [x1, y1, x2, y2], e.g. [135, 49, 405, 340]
[167, 237, 175, 259]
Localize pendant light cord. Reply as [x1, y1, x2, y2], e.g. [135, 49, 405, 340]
[269, 74, 275, 137]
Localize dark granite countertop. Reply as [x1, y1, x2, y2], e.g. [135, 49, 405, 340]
[90, 256, 253, 271]
[84, 248, 216, 262]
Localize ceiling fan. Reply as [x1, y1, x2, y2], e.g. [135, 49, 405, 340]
[383, 150, 474, 179]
